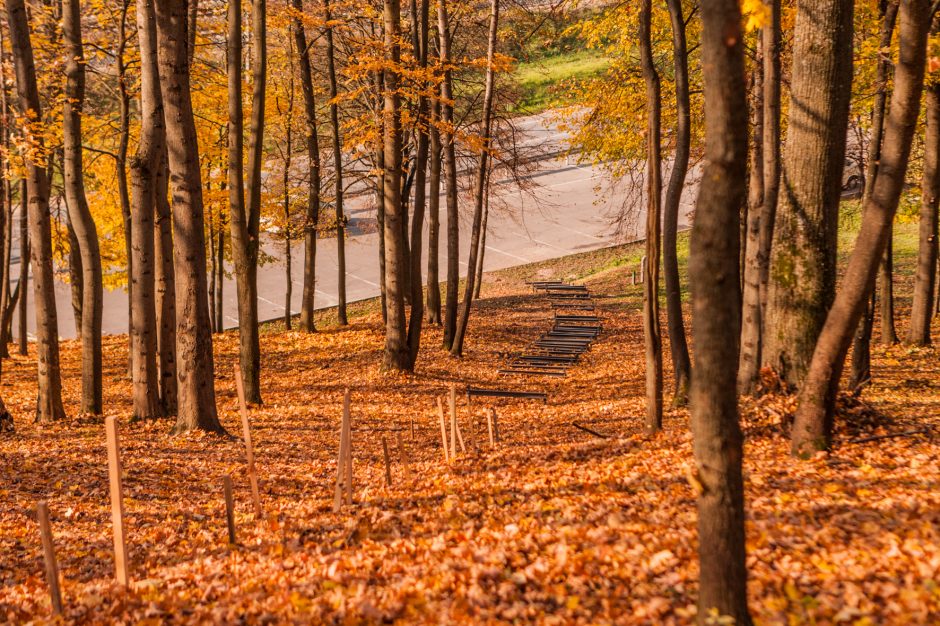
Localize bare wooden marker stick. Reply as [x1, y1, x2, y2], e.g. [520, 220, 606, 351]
[104, 416, 130, 587]
[486, 409, 496, 449]
[455, 416, 467, 454]
[234, 365, 263, 519]
[491, 407, 500, 442]
[343, 389, 353, 505]
[222, 475, 237, 545]
[436, 397, 449, 463]
[332, 411, 348, 513]
[36, 502, 63, 616]
[397, 432, 411, 481]
[449, 385, 458, 459]
[382, 437, 393, 487]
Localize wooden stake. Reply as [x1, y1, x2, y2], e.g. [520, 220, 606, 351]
[455, 416, 467, 453]
[436, 397, 449, 463]
[104, 416, 129, 587]
[332, 412, 347, 513]
[491, 407, 500, 442]
[343, 389, 353, 505]
[449, 385, 457, 459]
[397, 432, 411, 481]
[486, 408, 495, 449]
[36, 502, 63, 616]
[234, 364, 263, 519]
[222, 475, 236, 545]
[382, 437, 392, 486]
[410, 415, 415, 441]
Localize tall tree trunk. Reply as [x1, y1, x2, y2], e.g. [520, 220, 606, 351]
[282, 55, 295, 331]
[324, 0, 347, 326]
[129, 0, 163, 420]
[66, 219, 82, 337]
[187, 0, 198, 67]
[909, 62, 939, 345]
[450, 0, 498, 357]
[293, 0, 321, 333]
[438, 1, 459, 349]
[472, 164, 490, 300]
[155, 0, 224, 434]
[375, 70, 388, 324]
[215, 223, 224, 332]
[6, 0, 66, 422]
[690, 0, 751, 621]
[63, 0, 104, 415]
[381, 0, 410, 370]
[117, 0, 132, 375]
[17, 179, 27, 356]
[758, 0, 781, 316]
[0, 21, 9, 357]
[880, 232, 898, 343]
[663, 0, 692, 403]
[638, 0, 662, 432]
[426, 95, 442, 324]
[764, 0, 854, 389]
[793, 0, 931, 455]
[849, 287, 876, 392]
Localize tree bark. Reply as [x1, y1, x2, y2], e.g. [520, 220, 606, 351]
[293, 0, 322, 333]
[450, 0, 498, 357]
[426, 95, 442, 324]
[117, 0, 133, 376]
[324, 0, 347, 326]
[155, 0, 224, 434]
[879, 231, 898, 343]
[663, 0, 692, 404]
[439, 0, 459, 350]
[638, 0, 663, 433]
[16, 179, 26, 356]
[154, 147, 176, 414]
[764, 0, 854, 389]
[472, 165, 490, 300]
[759, 0, 781, 315]
[690, 0, 751, 621]
[792, 0, 931, 455]
[6, 0, 66, 423]
[909, 67, 939, 344]
[129, 0, 165, 420]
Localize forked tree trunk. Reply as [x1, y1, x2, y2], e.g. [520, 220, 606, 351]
[450, 0, 498, 357]
[909, 69, 939, 345]
[426, 95, 442, 324]
[6, 0, 66, 423]
[129, 0, 165, 420]
[381, 0, 410, 370]
[438, 0, 459, 350]
[792, 0, 931, 455]
[324, 0, 347, 326]
[639, 0, 663, 432]
[663, 0, 692, 405]
[690, 0, 751, 621]
[155, 0, 224, 434]
[293, 0, 322, 333]
[764, 0, 854, 389]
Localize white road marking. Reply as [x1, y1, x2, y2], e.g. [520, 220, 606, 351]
[348, 273, 381, 288]
[485, 245, 530, 263]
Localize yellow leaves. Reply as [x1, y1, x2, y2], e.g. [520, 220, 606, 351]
[741, 0, 771, 32]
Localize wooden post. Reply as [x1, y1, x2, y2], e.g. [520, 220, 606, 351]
[491, 407, 500, 442]
[449, 385, 458, 459]
[455, 416, 467, 453]
[343, 389, 353, 505]
[36, 502, 63, 616]
[397, 432, 411, 481]
[486, 408, 495, 449]
[436, 397, 449, 463]
[234, 365, 263, 519]
[104, 416, 129, 587]
[382, 437, 392, 486]
[222, 475, 236, 545]
[332, 409, 348, 513]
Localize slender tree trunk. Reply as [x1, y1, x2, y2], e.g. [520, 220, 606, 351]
[17, 179, 27, 355]
[215, 223, 224, 332]
[439, 1, 459, 349]
[208, 212, 217, 332]
[793, 0, 930, 455]
[283, 60, 294, 330]
[187, 0, 198, 67]
[758, 0, 781, 314]
[690, 0, 751, 621]
[849, 286, 876, 391]
[117, 0, 133, 375]
[6, 0, 66, 422]
[63, 0, 103, 415]
[909, 68, 939, 344]
[638, 0, 662, 432]
[450, 0, 498, 357]
[293, 0, 321, 333]
[426, 95, 442, 324]
[472, 165, 490, 300]
[129, 0, 163, 420]
[663, 0, 692, 403]
[879, 231, 898, 343]
[0, 22, 9, 357]
[382, 0, 410, 370]
[764, 0, 854, 389]
[155, 0, 224, 434]
[324, 0, 347, 326]
[375, 70, 388, 324]
[66, 219, 82, 337]
[154, 146, 176, 415]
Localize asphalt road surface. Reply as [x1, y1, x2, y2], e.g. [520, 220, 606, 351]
[13, 115, 696, 340]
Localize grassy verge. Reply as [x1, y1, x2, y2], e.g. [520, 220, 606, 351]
[511, 49, 608, 114]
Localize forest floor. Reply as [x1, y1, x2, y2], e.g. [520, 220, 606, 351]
[1, 220, 938, 624]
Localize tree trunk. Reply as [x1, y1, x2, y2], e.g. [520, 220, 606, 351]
[690, 0, 751, 621]
[374, 68, 388, 324]
[155, 0, 224, 434]
[792, 0, 930, 455]
[638, 0, 663, 432]
[909, 69, 939, 345]
[16, 178, 26, 356]
[663, 0, 692, 404]
[215, 223, 224, 332]
[426, 95, 442, 324]
[282, 58, 294, 331]
[187, 0, 198, 67]
[438, 0, 459, 350]
[6, 0, 66, 422]
[324, 0, 347, 326]
[0, 22, 9, 358]
[764, 0, 854, 389]
[849, 286, 875, 392]
[154, 148, 176, 414]
[472, 165, 490, 300]
[293, 0, 321, 334]
[758, 0, 781, 318]
[130, 0, 165, 420]
[63, 0, 104, 415]
[450, 0, 498, 357]
[66, 219, 83, 338]
[117, 0, 133, 376]
[879, 230, 898, 343]
[381, 0, 410, 370]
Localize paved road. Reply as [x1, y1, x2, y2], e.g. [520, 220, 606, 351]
[13, 116, 697, 340]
